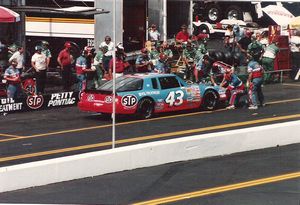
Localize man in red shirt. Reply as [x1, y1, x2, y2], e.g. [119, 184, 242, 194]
[108, 46, 129, 79]
[57, 42, 73, 91]
[176, 24, 190, 44]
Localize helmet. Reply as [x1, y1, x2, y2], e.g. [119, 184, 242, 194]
[64, 42, 72, 48]
[35, 45, 43, 51]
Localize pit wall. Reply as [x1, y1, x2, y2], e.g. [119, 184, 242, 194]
[1, 120, 300, 193]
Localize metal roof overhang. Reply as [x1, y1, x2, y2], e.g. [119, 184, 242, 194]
[10, 6, 109, 16]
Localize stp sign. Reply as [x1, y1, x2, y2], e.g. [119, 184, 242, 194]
[121, 95, 137, 107]
[27, 95, 44, 110]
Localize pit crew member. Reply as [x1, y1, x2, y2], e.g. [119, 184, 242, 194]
[220, 69, 245, 109]
[261, 38, 279, 83]
[247, 60, 264, 110]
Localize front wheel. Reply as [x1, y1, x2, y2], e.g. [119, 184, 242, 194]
[202, 90, 218, 110]
[137, 98, 154, 119]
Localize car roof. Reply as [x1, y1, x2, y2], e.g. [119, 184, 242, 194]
[124, 73, 176, 79]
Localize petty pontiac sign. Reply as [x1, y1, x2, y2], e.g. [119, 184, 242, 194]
[0, 91, 79, 114]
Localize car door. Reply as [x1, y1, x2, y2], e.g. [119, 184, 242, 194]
[157, 76, 188, 112]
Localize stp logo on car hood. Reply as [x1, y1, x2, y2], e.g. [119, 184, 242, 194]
[26, 95, 44, 110]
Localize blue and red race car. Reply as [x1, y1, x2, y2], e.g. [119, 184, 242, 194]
[78, 73, 227, 119]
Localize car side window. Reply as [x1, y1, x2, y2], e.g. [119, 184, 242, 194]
[158, 76, 180, 89]
[151, 78, 158, 89]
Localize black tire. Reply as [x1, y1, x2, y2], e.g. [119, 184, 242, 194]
[202, 90, 218, 110]
[225, 6, 243, 20]
[205, 4, 222, 23]
[137, 98, 154, 119]
[199, 24, 210, 34]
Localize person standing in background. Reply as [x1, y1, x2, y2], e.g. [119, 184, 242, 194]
[9, 46, 24, 75]
[31, 46, 47, 94]
[41, 41, 52, 69]
[57, 42, 73, 91]
[100, 36, 114, 74]
[149, 24, 161, 42]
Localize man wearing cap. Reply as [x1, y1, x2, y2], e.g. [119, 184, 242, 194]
[108, 46, 129, 79]
[261, 38, 279, 83]
[41, 41, 52, 69]
[135, 48, 152, 72]
[176, 24, 190, 44]
[154, 53, 168, 74]
[247, 35, 264, 62]
[57, 42, 73, 91]
[149, 24, 161, 42]
[220, 69, 245, 110]
[9, 46, 24, 75]
[182, 42, 196, 80]
[32, 46, 47, 94]
[4, 59, 21, 99]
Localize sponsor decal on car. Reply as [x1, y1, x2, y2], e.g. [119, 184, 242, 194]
[0, 98, 23, 112]
[121, 95, 138, 108]
[27, 95, 44, 110]
[155, 102, 164, 110]
[138, 91, 160, 97]
[48, 92, 76, 107]
[105, 96, 113, 104]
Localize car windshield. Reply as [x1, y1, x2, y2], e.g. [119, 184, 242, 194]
[98, 76, 143, 92]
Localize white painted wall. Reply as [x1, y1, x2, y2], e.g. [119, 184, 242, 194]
[1, 120, 300, 193]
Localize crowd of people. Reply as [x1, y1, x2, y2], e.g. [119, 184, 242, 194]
[1, 22, 282, 110]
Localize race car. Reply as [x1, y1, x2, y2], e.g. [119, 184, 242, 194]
[78, 73, 227, 119]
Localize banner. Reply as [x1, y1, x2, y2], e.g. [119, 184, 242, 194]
[0, 91, 79, 114]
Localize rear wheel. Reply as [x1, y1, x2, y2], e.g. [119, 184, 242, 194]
[202, 90, 218, 110]
[137, 98, 154, 119]
[199, 24, 209, 34]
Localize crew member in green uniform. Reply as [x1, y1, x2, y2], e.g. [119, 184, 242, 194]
[261, 38, 279, 83]
[93, 45, 104, 88]
[182, 42, 196, 80]
[247, 35, 264, 62]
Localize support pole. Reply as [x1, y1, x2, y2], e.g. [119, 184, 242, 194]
[112, 0, 116, 149]
[163, 0, 167, 41]
[190, 0, 193, 35]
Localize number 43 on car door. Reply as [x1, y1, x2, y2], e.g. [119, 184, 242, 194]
[165, 90, 184, 107]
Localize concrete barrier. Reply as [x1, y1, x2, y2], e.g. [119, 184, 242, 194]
[1, 120, 300, 193]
